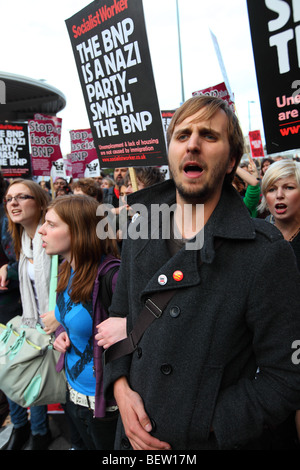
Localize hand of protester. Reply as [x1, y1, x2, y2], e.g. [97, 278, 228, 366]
[53, 331, 71, 354]
[40, 310, 60, 334]
[114, 377, 172, 451]
[96, 317, 127, 349]
[236, 165, 258, 186]
[0, 264, 9, 290]
[248, 158, 259, 178]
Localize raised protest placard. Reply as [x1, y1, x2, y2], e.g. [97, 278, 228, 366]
[33, 114, 65, 180]
[34, 114, 62, 143]
[0, 122, 31, 178]
[161, 110, 175, 133]
[70, 128, 101, 178]
[65, 0, 167, 169]
[247, 0, 300, 154]
[192, 82, 235, 110]
[249, 130, 265, 158]
[29, 116, 63, 177]
[161, 110, 175, 144]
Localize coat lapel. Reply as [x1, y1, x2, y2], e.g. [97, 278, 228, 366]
[134, 236, 201, 299]
[128, 181, 256, 300]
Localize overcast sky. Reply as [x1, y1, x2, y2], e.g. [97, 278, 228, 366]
[0, 0, 264, 155]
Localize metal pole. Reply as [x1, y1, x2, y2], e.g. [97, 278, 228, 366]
[248, 100, 255, 132]
[176, 0, 185, 104]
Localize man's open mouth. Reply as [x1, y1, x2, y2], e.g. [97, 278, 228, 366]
[183, 163, 204, 178]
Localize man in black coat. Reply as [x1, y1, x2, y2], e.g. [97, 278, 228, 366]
[103, 96, 300, 450]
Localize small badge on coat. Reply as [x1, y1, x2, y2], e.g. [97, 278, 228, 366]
[158, 274, 167, 285]
[173, 270, 184, 281]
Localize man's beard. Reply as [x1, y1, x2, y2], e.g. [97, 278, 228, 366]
[175, 180, 212, 204]
[170, 159, 229, 204]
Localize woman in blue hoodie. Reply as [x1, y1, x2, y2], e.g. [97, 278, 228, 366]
[39, 194, 120, 450]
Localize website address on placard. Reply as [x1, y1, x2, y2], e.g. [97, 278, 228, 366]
[280, 124, 300, 136]
[102, 155, 146, 161]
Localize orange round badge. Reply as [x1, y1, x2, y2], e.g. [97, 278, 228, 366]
[173, 270, 183, 282]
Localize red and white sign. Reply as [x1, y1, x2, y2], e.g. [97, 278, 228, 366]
[29, 116, 63, 176]
[34, 114, 62, 142]
[70, 128, 100, 179]
[192, 82, 235, 111]
[249, 130, 265, 158]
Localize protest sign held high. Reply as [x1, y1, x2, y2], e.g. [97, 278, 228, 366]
[247, 0, 300, 154]
[66, 0, 167, 169]
[34, 114, 62, 143]
[29, 115, 63, 177]
[249, 130, 265, 158]
[192, 82, 235, 110]
[70, 128, 101, 178]
[161, 110, 175, 138]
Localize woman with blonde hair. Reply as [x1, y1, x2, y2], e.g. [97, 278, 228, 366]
[259, 159, 300, 447]
[259, 159, 300, 269]
[0, 178, 52, 450]
[38, 195, 120, 450]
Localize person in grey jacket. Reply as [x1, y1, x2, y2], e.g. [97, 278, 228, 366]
[103, 95, 300, 450]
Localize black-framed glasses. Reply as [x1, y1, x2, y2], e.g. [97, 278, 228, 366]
[4, 194, 35, 204]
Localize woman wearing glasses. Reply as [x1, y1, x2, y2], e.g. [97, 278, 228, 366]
[0, 179, 53, 450]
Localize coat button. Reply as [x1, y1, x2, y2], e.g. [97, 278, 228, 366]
[160, 363, 173, 375]
[136, 346, 142, 358]
[169, 305, 181, 318]
[121, 437, 131, 449]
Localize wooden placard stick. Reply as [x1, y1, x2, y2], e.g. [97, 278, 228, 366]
[129, 167, 138, 192]
[50, 177, 55, 200]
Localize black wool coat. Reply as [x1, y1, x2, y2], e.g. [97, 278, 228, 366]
[104, 180, 300, 450]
